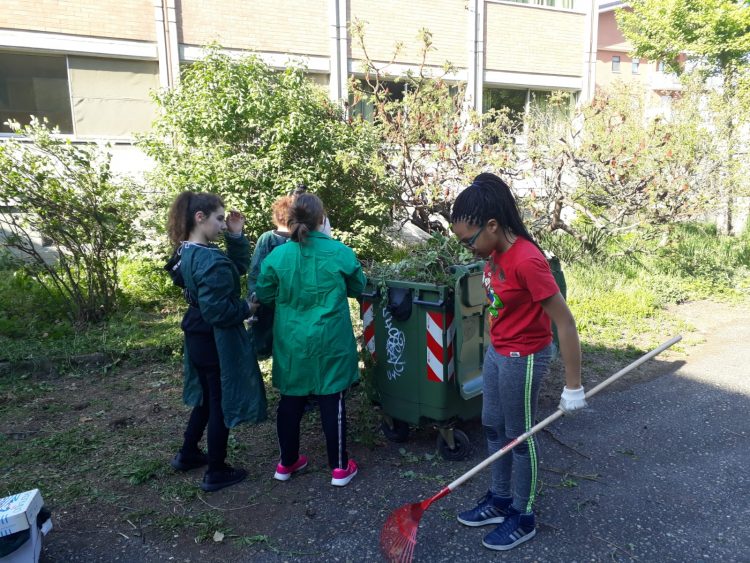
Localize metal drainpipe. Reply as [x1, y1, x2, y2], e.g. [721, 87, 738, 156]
[337, 0, 348, 104]
[165, 0, 181, 86]
[581, 0, 598, 103]
[153, 0, 170, 88]
[329, 0, 348, 105]
[467, 0, 484, 114]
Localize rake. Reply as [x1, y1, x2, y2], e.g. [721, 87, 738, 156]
[380, 335, 682, 563]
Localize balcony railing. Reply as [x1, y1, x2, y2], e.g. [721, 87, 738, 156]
[649, 71, 682, 92]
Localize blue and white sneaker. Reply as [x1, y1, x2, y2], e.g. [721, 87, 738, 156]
[457, 491, 512, 527]
[482, 507, 536, 551]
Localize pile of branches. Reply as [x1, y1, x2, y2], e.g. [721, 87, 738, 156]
[365, 233, 478, 287]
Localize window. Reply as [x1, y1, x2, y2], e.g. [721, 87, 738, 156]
[483, 88, 527, 124]
[530, 90, 576, 118]
[632, 58, 640, 74]
[67, 57, 158, 137]
[350, 80, 407, 121]
[0, 53, 73, 134]
[657, 61, 666, 72]
[611, 56, 621, 73]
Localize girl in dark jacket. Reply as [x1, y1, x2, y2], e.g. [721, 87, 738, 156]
[166, 191, 266, 492]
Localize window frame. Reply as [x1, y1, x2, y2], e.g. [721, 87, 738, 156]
[0, 51, 75, 135]
[611, 55, 621, 73]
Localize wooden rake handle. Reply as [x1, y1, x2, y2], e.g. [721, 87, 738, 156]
[446, 335, 683, 492]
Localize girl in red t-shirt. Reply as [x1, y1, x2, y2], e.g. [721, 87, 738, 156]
[450, 173, 587, 551]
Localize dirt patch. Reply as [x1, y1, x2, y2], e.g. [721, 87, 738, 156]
[1, 300, 726, 562]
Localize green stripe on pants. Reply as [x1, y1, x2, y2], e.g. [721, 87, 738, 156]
[525, 353, 538, 514]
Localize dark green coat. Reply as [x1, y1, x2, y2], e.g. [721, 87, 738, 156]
[255, 231, 366, 396]
[180, 234, 267, 427]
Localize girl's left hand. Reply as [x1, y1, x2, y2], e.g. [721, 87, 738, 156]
[559, 386, 588, 414]
[226, 210, 245, 234]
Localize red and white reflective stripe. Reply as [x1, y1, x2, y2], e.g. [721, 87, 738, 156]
[362, 300, 376, 359]
[426, 310, 455, 382]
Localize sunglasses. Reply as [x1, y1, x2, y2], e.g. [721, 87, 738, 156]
[461, 224, 484, 249]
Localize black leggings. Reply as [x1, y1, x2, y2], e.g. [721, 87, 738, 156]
[277, 392, 348, 470]
[181, 363, 229, 472]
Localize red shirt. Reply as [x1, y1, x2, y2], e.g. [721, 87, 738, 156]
[483, 237, 560, 356]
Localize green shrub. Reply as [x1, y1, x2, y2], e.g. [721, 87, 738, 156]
[0, 263, 183, 363]
[119, 257, 181, 307]
[140, 46, 395, 260]
[0, 248, 22, 271]
[650, 222, 750, 296]
[0, 118, 143, 323]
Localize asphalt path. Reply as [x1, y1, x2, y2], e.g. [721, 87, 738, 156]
[401, 301, 750, 562]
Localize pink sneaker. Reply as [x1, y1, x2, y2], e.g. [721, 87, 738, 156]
[331, 459, 358, 487]
[273, 455, 308, 481]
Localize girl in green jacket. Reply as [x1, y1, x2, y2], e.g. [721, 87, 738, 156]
[166, 191, 267, 493]
[256, 193, 365, 487]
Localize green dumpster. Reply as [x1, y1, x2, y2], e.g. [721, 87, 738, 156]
[545, 252, 567, 354]
[361, 264, 488, 460]
[361, 253, 567, 461]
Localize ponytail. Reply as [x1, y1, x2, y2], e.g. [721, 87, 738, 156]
[166, 191, 224, 247]
[288, 193, 324, 244]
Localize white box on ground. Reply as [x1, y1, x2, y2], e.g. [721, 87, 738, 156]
[0, 489, 51, 563]
[0, 491, 43, 537]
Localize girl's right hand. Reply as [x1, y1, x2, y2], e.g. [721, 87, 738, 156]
[226, 210, 245, 234]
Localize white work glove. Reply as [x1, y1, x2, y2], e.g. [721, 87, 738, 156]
[559, 386, 588, 414]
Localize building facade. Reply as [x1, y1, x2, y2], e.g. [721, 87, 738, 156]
[1, 0, 596, 170]
[596, 1, 682, 115]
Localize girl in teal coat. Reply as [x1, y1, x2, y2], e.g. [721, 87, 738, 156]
[166, 191, 267, 493]
[256, 193, 365, 486]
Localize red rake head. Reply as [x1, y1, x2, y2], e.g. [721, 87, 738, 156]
[380, 501, 425, 563]
[380, 487, 451, 563]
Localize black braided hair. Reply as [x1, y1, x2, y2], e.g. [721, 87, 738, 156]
[451, 173, 542, 253]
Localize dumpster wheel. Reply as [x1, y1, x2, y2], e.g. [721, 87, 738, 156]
[436, 428, 472, 461]
[381, 417, 410, 443]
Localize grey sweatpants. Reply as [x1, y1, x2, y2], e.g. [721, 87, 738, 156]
[482, 343, 552, 515]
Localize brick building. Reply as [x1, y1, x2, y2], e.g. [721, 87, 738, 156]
[1, 0, 597, 170]
[596, 1, 682, 115]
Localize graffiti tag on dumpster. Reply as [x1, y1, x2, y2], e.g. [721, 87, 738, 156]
[382, 306, 406, 381]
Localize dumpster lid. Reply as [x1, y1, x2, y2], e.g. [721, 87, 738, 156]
[452, 268, 489, 399]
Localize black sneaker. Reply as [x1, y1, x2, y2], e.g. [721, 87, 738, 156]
[200, 466, 248, 492]
[457, 491, 512, 527]
[482, 507, 536, 551]
[170, 450, 208, 471]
